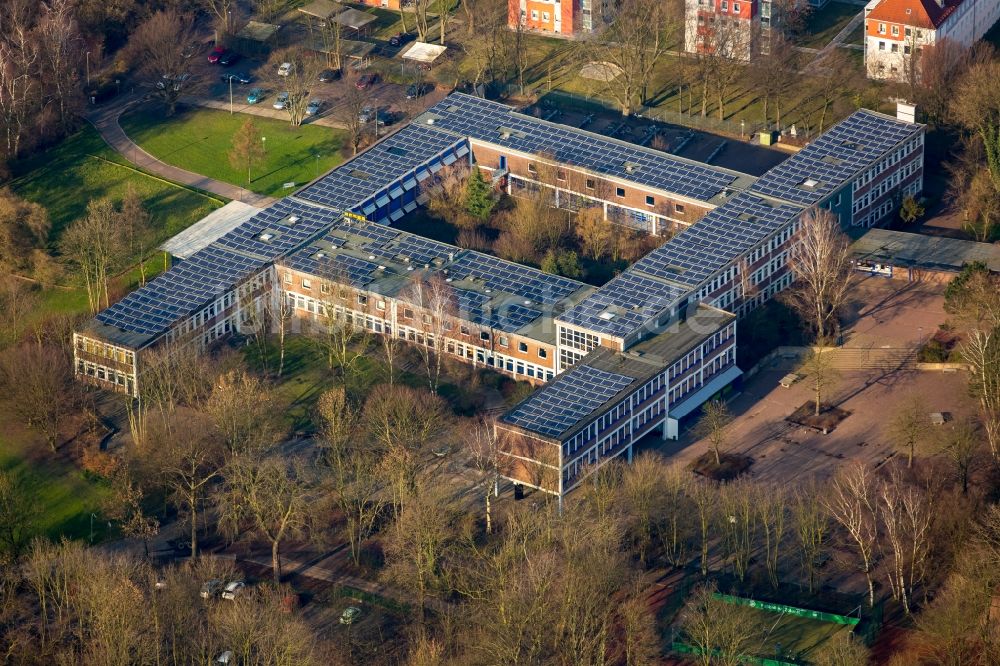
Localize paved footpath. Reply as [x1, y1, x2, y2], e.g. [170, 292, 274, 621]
[85, 95, 277, 207]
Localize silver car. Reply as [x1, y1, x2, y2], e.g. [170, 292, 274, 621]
[273, 92, 289, 110]
[306, 99, 323, 116]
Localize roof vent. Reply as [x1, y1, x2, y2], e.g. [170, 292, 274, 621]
[599, 311, 616, 321]
[377, 265, 386, 271]
[426, 117, 436, 125]
[368, 254, 376, 260]
[286, 215, 300, 225]
[800, 177, 819, 189]
[445, 277, 453, 282]
[407, 266, 415, 271]
[523, 300, 532, 306]
[259, 232, 274, 242]
[623, 161, 637, 174]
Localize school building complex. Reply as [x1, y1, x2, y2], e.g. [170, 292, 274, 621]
[73, 93, 924, 504]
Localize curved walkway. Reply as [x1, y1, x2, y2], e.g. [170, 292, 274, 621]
[85, 95, 277, 208]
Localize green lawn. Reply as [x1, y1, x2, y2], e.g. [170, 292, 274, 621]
[120, 106, 348, 197]
[9, 126, 223, 244]
[0, 422, 113, 543]
[799, 1, 861, 49]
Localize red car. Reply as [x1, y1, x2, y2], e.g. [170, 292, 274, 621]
[355, 73, 378, 89]
[207, 46, 226, 64]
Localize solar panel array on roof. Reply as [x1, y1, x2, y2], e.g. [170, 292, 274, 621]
[557, 271, 686, 338]
[453, 289, 542, 332]
[295, 123, 468, 210]
[448, 253, 580, 305]
[420, 94, 745, 202]
[750, 110, 921, 206]
[558, 192, 802, 338]
[369, 234, 454, 266]
[504, 365, 635, 439]
[96, 244, 262, 336]
[96, 199, 340, 339]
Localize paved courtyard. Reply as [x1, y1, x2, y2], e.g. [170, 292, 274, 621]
[658, 276, 973, 482]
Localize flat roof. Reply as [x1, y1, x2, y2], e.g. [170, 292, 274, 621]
[298, 0, 342, 18]
[851, 228, 1000, 273]
[335, 7, 376, 29]
[400, 42, 447, 63]
[236, 20, 280, 42]
[502, 305, 734, 441]
[279, 216, 594, 340]
[160, 200, 258, 259]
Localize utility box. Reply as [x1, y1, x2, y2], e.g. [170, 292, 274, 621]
[759, 130, 778, 146]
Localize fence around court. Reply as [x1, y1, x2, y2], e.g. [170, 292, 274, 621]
[713, 592, 861, 626]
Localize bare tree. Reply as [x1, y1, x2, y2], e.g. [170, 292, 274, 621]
[889, 393, 930, 468]
[364, 384, 450, 526]
[877, 471, 932, 615]
[334, 80, 373, 156]
[812, 631, 871, 666]
[204, 370, 280, 456]
[200, 0, 241, 43]
[935, 419, 981, 494]
[718, 477, 757, 581]
[402, 272, 456, 394]
[266, 49, 324, 127]
[118, 184, 150, 286]
[153, 409, 226, 558]
[36, 0, 83, 135]
[695, 399, 731, 466]
[792, 480, 829, 595]
[316, 388, 385, 566]
[960, 328, 1000, 460]
[952, 59, 1000, 191]
[785, 207, 855, 343]
[60, 198, 125, 313]
[383, 482, 460, 624]
[0, 343, 78, 452]
[0, 3, 39, 160]
[799, 348, 839, 417]
[105, 464, 159, 559]
[690, 477, 717, 576]
[824, 463, 880, 607]
[677, 583, 763, 666]
[219, 454, 314, 584]
[583, 0, 680, 116]
[655, 462, 695, 567]
[0, 469, 36, 560]
[467, 418, 507, 535]
[756, 482, 787, 589]
[128, 10, 197, 116]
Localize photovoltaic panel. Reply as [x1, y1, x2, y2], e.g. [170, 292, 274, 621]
[448, 252, 581, 305]
[503, 365, 635, 439]
[750, 110, 922, 205]
[453, 289, 542, 332]
[417, 94, 748, 202]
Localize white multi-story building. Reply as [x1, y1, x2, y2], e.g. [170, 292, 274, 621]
[864, 0, 1000, 80]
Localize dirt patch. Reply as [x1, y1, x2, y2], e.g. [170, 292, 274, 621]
[691, 452, 754, 480]
[786, 402, 851, 432]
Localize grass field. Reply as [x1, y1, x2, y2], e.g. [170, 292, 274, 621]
[120, 105, 348, 197]
[743, 606, 852, 662]
[9, 126, 223, 243]
[0, 418, 113, 543]
[799, 1, 860, 49]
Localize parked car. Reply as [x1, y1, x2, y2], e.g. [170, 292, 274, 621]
[207, 46, 226, 64]
[246, 87, 265, 104]
[277, 62, 293, 76]
[200, 580, 224, 599]
[389, 32, 412, 47]
[306, 99, 323, 116]
[318, 68, 341, 82]
[221, 72, 252, 84]
[221, 581, 245, 600]
[339, 606, 361, 625]
[355, 73, 378, 89]
[156, 73, 190, 91]
[273, 92, 289, 110]
[406, 82, 429, 99]
[218, 51, 241, 66]
[358, 105, 377, 123]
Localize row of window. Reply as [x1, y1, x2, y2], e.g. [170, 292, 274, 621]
[76, 360, 133, 390]
[559, 326, 601, 352]
[874, 23, 923, 39]
[75, 337, 134, 366]
[518, 166, 686, 213]
[853, 136, 922, 192]
[852, 159, 921, 214]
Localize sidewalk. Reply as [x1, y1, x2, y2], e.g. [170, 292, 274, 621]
[85, 95, 277, 208]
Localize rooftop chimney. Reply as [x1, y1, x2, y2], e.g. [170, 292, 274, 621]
[896, 101, 917, 123]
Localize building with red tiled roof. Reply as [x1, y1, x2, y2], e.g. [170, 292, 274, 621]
[864, 0, 1000, 80]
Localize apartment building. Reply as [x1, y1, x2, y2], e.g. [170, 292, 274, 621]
[685, 0, 760, 59]
[864, 0, 1000, 80]
[75, 93, 922, 502]
[508, 0, 603, 37]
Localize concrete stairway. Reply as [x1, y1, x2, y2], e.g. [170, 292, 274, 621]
[825, 347, 918, 371]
